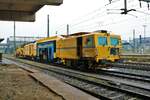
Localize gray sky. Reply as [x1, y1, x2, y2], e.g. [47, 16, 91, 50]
[0, 0, 150, 43]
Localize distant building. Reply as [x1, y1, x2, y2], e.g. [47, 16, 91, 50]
[122, 40, 132, 50]
[123, 37, 150, 54]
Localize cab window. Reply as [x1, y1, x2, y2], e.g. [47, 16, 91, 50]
[98, 37, 107, 46]
[110, 37, 119, 46]
[85, 36, 94, 47]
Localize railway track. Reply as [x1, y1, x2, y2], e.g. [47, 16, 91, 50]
[4, 57, 150, 100]
[107, 62, 150, 71]
[118, 54, 150, 70]
[98, 68, 150, 83]
[121, 54, 150, 61]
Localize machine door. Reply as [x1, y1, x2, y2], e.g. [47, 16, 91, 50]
[48, 46, 54, 62]
[77, 37, 83, 58]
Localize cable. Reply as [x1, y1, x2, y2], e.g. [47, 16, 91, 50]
[135, 10, 150, 15]
[105, 0, 121, 6]
[56, 0, 123, 30]
[55, 0, 149, 34]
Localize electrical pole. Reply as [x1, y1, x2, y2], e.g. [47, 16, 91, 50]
[124, 0, 127, 14]
[56, 31, 58, 36]
[133, 29, 135, 53]
[143, 24, 147, 53]
[121, 0, 136, 14]
[108, 0, 135, 15]
[143, 24, 147, 40]
[47, 14, 50, 37]
[14, 21, 16, 53]
[67, 24, 69, 36]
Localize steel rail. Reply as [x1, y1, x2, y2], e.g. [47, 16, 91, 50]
[107, 62, 150, 70]
[98, 69, 150, 82]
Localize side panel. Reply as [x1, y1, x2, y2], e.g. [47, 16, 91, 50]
[37, 41, 55, 62]
[30, 44, 34, 57]
[82, 35, 96, 58]
[77, 37, 82, 58]
[16, 48, 24, 57]
[33, 43, 36, 57]
[95, 34, 110, 61]
[108, 35, 122, 61]
[24, 43, 36, 57]
[56, 37, 78, 59]
[24, 45, 30, 56]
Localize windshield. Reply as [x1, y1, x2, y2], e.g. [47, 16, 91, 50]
[110, 37, 119, 46]
[98, 37, 107, 46]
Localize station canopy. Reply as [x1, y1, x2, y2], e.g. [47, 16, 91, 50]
[0, 0, 63, 22]
[0, 38, 4, 43]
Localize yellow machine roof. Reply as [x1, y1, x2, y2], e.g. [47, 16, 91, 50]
[36, 36, 64, 43]
[63, 31, 110, 39]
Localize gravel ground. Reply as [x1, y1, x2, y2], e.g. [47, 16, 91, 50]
[0, 63, 63, 100]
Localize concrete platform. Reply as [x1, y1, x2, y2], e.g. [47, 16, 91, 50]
[30, 73, 99, 100]
[0, 63, 63, 100]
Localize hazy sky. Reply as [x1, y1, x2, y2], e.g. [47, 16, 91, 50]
[0, 0, 150, 43]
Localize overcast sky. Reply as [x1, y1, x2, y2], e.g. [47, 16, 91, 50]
[0, 0, 150, 43]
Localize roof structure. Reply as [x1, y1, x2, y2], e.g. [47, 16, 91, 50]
[0, 0, 63, 22]
[36, 36, 63, 43]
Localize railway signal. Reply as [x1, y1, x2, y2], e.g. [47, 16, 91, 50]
[14, 21, 16, 53]
[47, 14, 50, 37]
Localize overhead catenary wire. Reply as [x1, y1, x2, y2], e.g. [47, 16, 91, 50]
[57, 0, 137, 29]
[105, 0, 121, 6]
[56, 0, 123, 30]
[71, 14, 149, 34]
[57, 13, 148, 34]
[55, 0, 150, 35]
